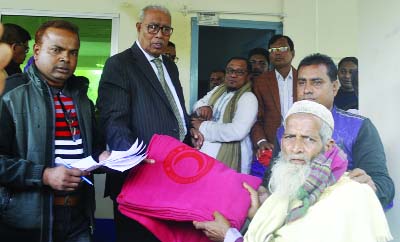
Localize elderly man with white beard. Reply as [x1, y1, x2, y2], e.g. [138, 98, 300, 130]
[193, 100, 392, 242]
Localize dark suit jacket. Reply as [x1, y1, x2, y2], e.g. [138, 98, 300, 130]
[96, 42, 190, 199]
[251, 68, 298, 146]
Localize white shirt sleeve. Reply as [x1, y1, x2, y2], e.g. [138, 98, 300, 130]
[224, 228, 243, 242]
[192, 86, 219, 113]
[199, 92, 258, 142]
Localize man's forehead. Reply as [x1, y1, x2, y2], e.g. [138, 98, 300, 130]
[41, 28, 79, 47]
[227, 60, 246, 68]
[298, 64, 328, 77]
[285, 114, 321, 134]
[270, 38, 289, 47]
[339, 61, 357, 69]
[250, 54, 267, 61]
[212, 72, 224, 76]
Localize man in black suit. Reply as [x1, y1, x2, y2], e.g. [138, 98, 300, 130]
[97, 5, 190, 242]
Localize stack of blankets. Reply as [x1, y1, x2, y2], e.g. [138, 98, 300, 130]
[117, 134, 262, 242]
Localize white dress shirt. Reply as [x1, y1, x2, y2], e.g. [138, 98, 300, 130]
[192, 86, 258, 174]
[275, 68, 294, 118]
[136, 41, 187, 134]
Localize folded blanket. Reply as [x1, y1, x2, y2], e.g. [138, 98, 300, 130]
[118, 134, 262, 242]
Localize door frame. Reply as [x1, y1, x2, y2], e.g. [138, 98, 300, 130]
[190, 18, 282, 107]
[0, 9, 119, 56]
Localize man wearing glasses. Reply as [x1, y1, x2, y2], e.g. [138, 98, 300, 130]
[0, 23, 31, 76]
[97, 5, 190, 242]
[191, 57, 258, 174]
[251, 35, 298, 166]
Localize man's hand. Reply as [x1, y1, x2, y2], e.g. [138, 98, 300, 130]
[191, 118, 204, 130]
[193, 211, 231, 242]
[98, 150, 111, 162]
[256, 141, 274, 158]
[349, 168, 377, 192]
[190, 128, 204, 149]
[257, 185, 270, 204]
[243, 182, 260, 219]
[43, 166, 89, 191]
[196, 106, 213, 121]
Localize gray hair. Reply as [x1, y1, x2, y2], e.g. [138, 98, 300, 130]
[139, 5, 171, 22]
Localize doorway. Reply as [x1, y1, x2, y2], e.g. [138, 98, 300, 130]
[190, 18, 283, 108]
[0, 10, 118, 102]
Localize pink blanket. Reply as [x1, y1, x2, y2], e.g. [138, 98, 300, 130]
[117, 134, 262, 242]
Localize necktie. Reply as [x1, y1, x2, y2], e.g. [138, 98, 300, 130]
[152, 58, 186, 141]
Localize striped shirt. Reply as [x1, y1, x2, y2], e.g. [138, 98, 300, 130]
[54, 92, 85, 163]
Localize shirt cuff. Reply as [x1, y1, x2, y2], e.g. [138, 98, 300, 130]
[224, 228, 243, 242]
[257, 138, 268, 146]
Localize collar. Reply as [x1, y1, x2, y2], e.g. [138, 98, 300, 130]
[136, 40, 165, 62]
[275, 67, 293, 81]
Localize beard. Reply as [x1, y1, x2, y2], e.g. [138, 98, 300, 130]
[269, 153, 312, 199]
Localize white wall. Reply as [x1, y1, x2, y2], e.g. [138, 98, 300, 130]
[360, 0, 400, 240]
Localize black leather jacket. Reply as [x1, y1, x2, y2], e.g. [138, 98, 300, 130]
[0, 65, 97, 241]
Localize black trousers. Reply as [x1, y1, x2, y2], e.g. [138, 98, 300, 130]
[113, 202, 160, 242]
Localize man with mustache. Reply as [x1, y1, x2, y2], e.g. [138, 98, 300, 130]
[191, 57, 258, 174]
[194, 100, 392, 242]
[247, 47, 269, 80]
[0, 20, 107, 242]
[265, 53, 394, 209]
[251, 35, 297, 163]
[97, 5, 190, 242]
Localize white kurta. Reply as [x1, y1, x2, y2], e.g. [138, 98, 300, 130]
[192, 86, 258, 174]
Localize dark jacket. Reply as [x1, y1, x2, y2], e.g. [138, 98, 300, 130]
[0, 65, 97, 241]
[96, 42, 190, 200]
[251, 68, 298, 146]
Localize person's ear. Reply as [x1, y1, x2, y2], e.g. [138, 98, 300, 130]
[33, 43, 41, 61]
[10, 43, 18, 52]
[325, 138, 335, 151]
[136, 22, 142, 32]
[332, 79, 340, 96]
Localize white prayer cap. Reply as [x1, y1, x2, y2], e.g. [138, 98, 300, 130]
[285, 100, 334, 131]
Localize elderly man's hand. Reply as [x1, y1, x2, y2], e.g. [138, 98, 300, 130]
[348, 168, 377, 192]
[257, 185, 270, 204]
[243, 182, 260, 219]
[193, 211, 231, 242]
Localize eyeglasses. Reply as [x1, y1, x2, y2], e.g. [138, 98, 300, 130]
[268, 46, 290, 53]
[249, 60, 267, 66]
[226, 68, 247, 76]
[16, 43, 30, 54]
[164, 53, 179, 63]
[144, 23, 174, 36]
